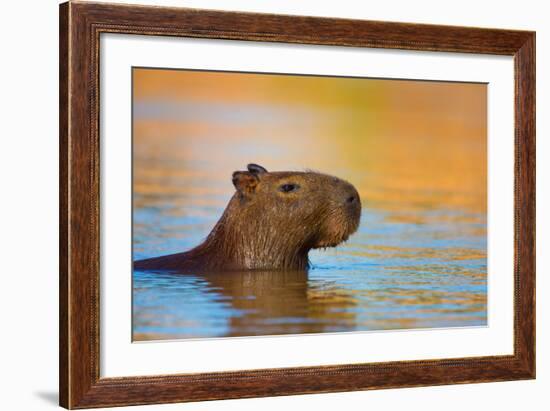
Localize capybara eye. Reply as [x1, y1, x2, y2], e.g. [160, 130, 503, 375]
[279, 183, 299, 193]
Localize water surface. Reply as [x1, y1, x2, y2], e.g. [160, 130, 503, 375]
[132, 68, 487, 341]
[133, 174, 487, 341]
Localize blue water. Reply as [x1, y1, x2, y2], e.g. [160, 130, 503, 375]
[133, 199, 487, 340]
[131, 91, 487, 341]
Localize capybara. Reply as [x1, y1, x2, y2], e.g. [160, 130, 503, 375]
[134, 163, 361, 271]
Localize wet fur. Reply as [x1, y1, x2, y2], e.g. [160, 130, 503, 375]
[134, 165, 361, 272]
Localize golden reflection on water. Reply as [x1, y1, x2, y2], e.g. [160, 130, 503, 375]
[132, 68, 487, 340]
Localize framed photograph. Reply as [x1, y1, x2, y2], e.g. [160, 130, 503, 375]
[59, 1, 535, 408]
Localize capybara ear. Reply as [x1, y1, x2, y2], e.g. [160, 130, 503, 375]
[232, 171, 259, 195]
[247, 163, 267, 176]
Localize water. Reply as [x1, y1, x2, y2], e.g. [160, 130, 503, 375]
[133, 199, 486, 340]
[132, 69, 487, 341]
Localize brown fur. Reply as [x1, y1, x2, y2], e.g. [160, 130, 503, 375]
[134, 164, 361, 271]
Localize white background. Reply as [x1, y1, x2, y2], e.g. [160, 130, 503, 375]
[0, 0, 547, 410]
[101, 34, 514, 377]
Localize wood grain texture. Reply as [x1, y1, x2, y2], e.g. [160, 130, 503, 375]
[59, 2, 69, 407]
[514, 34, 536, 374]
[59, 1, 536, 408]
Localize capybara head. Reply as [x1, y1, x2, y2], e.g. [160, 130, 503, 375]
[134, 163, 362, 272]
[218, 163, 361, 269]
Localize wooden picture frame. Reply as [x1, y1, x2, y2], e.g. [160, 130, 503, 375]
[59, 1, 535, 408]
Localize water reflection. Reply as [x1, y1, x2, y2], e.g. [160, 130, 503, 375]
[133, 203, 487, 341]
[134, 269, 357, 340]
[132, 68, 487, 341]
